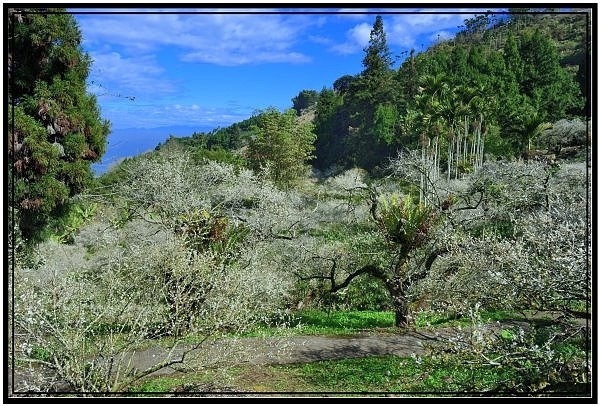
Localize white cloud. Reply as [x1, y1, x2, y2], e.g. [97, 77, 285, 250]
[88, 51, 176, 96]
[387, 12, 477, 48]
[100, 100, 253, 129]
[78, 13, 316, 66]
[330, 22, 372, 55]
[181, 49, 311, 66]
[348, 22, 372, 47]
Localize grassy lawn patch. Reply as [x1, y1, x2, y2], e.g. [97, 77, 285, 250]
[255, 355, 519, 394]
[239, 309, 531, 338]
[133, 355, 519, 395]
[294, 310, 395, 333]
[236, 310, 396, 338]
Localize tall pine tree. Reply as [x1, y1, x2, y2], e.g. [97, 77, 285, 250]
[347, 15, 398, 170]
[8, 8, 110, 241]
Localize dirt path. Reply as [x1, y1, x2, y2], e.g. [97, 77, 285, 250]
[9, 319, 533, 393]
[119, 330, 439, 375]
[12, 316, 586, 394]
[118, 319, 535, 376]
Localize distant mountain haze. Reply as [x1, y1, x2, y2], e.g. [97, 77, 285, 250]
[92, 125, 214, 175]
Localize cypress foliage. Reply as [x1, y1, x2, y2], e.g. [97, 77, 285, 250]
[8, 8, 110, 240]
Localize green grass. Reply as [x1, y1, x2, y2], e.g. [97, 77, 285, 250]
[270, 355, 518, 394]
[293, 310, 395, 333]
[127, 308, 589, 396]
[235, 310, 396, 338]
[238, 309, 529, 338]
[130, 355, 520, 395]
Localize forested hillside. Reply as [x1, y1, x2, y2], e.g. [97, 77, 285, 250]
[163, 10, 589, 174]
[9, 9, 592, 397]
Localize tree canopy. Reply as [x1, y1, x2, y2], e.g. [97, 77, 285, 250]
[8, 8, 110, 241]
[247, 108, 316, 186]
[310, 12, 587, 171]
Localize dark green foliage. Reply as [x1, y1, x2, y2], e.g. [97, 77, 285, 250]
[291, 89, 319, 115]
[310, 12, 587, 169]
[8, 8, 110, 241]
[344, 15, 400, 170]
[520, 29, 584, 119]
[338, 275, 392, 311]
[43, 201, 97, 244]
[395, 49, 419, 102]
[247, 107, 316, 186]
[312, 88, 348, 170]
[373, 103, 399, 146]
[191, 146, 247, 167]
[332, 74, 356, 94]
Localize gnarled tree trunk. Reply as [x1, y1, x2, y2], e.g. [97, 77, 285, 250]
[389, 281, 409, 327]
[386, 260, 411, 328]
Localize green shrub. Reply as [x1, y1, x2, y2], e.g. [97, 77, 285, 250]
[334, 274, 392, 311]
[191, 146, 247, 167]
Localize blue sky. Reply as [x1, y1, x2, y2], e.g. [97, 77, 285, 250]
[70, 6, 499, 173]
[73, 7, 497, 130]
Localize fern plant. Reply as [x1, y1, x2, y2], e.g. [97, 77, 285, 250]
[377, 193, 436, 252]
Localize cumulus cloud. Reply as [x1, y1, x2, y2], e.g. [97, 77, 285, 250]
[78, 13, 315, 66]
[330, 22, 372, 55]
[87, 51, 176, 97]
[348, 22, 372, 46]
[387, 11, 477, 48]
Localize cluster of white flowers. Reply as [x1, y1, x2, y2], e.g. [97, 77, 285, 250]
[416, 157, 589, 314]
[10, 152, 307, 392]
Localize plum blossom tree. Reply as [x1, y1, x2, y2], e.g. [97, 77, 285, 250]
[11, 152, 299, 393]
[293, 149, 589, 329]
